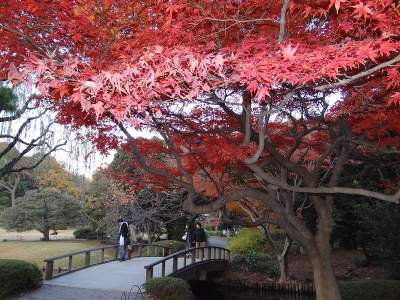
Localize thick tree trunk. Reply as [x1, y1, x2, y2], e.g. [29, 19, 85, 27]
[311, 253, 342, 300]
[310, 196, 342, 300]
[42, 229, 50, 241]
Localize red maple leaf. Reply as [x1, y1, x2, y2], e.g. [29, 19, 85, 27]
[329, 0, 347, 13]
[281, 43, 299, 60]
[352, 2, 373, 19]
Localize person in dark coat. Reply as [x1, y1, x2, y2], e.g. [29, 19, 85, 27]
[194, 222, 206, 258]
[118, 218, 130, 261]
[184, 224, 195, 256]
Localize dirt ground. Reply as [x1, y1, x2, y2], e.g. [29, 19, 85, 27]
[220, 249, 384, 286]
[288, 249, 384, 282]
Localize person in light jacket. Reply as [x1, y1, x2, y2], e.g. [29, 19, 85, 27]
[117, 218, 130, 261]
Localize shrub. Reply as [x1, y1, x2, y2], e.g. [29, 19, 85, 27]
[339, 280, 400, 300]
[165, 216, 187, 241]
[0, 259, 43, 299]
[73, 227, 105, 240]
[230, 252, 279, 278]
[144, 277, 191, 300]
[228, 228, 268, 255]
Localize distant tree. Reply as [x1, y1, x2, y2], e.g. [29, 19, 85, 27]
[0, 144, 36, 207]
[82, 170, 111, 234]
[0, 188, 82, 241]
[102, 187, 185, 244]
[33, 157, 80, 197]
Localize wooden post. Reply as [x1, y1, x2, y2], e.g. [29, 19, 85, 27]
[45, 260, 54, 280]
[162, 261, 166, 277]
[101, 249, 105, 263]
[218, 248, 221, 259]
[213, 247, 216, 259]
[162, 247, 165, 257]
[68, 256, 72, 272]
[147, 246, 150, 256]
[208, 247, 211, 260]
[85, 251, 90, 266]
[146, 267, 153, 281]
[173, 256, 178, 272]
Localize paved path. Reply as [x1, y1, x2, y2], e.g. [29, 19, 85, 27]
[13, 285, 130, 300]
[208, 237, 227, 248]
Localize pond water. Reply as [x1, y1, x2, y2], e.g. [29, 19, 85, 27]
[190, 281, 316, 300]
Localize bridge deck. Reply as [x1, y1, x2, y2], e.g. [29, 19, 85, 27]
[45, 256, 197, 292]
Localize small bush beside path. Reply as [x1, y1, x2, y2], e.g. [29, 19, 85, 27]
[0, 259, 43, 299]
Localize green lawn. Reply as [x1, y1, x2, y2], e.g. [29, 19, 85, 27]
[0, 240, 116, 272]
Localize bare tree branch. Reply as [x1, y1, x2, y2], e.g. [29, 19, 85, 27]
[278, 0, 290, 43]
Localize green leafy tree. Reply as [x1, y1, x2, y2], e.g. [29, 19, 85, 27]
[82, 170, 110, 234]
[0, 188, 82, 241]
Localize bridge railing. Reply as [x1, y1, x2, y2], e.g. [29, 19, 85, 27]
[44, 243, 170, 280]
[144, 246, 230, 281]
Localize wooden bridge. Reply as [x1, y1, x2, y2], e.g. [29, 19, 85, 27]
[42, 243, 230, 294]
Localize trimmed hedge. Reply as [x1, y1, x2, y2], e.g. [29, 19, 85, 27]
[230, 252, 279, 278]
[0, 259, 43, 299]
[144, 277, 191, 300]
[340, 280, 400, 300]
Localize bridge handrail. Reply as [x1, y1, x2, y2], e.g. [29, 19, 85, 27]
[144, 246, 230, 280]
[44, 242, 171, 280]
[44, 243, 170, 262]
[44, 244, 118, 262]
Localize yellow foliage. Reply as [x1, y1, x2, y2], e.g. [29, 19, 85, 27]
[35, 158, 80, 197]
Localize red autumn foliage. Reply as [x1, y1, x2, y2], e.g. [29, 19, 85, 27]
[2, 1, 400, 299]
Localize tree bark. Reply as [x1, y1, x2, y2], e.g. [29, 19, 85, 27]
[42, 229, 50, 241]
[278, 255, 289, 283]
[311, 252, 342, 300]
[310, 196, 342, 300]
[277, 236, 291, 283]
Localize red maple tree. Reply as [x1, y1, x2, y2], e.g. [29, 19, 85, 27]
[2, 1, 400, 299]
